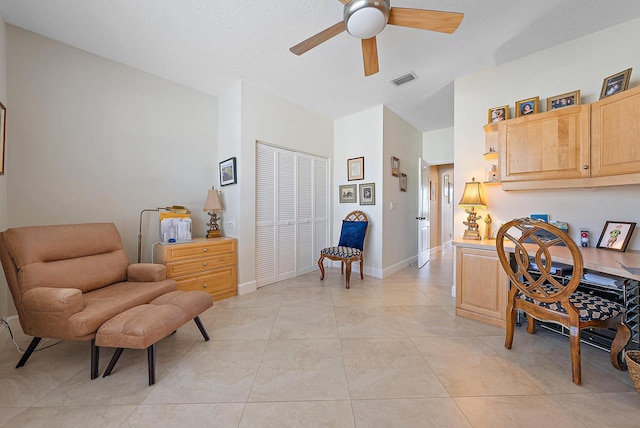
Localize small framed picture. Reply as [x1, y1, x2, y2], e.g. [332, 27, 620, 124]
[391, 156, 400, 177]
[339, 184, 357, 203]
[600, 68, 632, 99]
[219, 157, 237, 186]
[359, 183, 375, 205]
[347, 156, 364, 181]
[596, 221, 636, 252]
[547, 90, 580, 111]
[400, 173, 407, 192]
[515, 97, 539, 117]
[0, 101, 5, 175]
[488, 105, 509, 123]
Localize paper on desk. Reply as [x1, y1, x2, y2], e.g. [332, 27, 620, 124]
[617, 261, 640, 276]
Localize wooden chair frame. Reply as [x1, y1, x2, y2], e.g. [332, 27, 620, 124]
[318, 210, 368, 289]
[496, 218, 631, 385]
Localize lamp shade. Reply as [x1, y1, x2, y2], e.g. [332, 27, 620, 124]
[458, 178, 486, 208]
[203, 189, 223, 211]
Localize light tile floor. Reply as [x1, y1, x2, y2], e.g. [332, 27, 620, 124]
[1, 245, 640, 427]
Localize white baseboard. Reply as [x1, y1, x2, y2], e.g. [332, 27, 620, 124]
[237, 280, 257, 295]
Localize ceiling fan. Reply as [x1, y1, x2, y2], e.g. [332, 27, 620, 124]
[290, 0, 464, 76]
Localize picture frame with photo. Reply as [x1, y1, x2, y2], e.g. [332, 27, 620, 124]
[515, 97, 539, 117]
[596, 220, 636, 252]
[547, 90, 580, 111]
[399, 173, 407, 192]
[359, 183, 375, 205]
[347, 156, 364, 181]
[391, 156, 400, 177]
[488, 105, 509, 123]
[600, 68, 632, 99]
[219, 157, 237, 186]
[339, 184, 357, 203]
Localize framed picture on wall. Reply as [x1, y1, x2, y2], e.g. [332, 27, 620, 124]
[219, 157, 237, 186]
[399, 173, 407, 192]
[339, 184, 357, 203]
[596, 221, 636, 252]
[359, 183, 375, 205]
[391, 156, 400, 177]
[348, 157, 364, 181]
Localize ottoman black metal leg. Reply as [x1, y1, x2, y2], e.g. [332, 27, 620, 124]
[102, 348, 124, 377]
[91, 339, 100, 379]
[147, 344, 156, 385]
[193, 316, 210, 341]
[16, 337, 41, 369]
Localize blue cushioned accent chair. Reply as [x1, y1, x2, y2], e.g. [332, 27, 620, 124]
[496, 218, 631, 385]
[318, 210, 368, 289]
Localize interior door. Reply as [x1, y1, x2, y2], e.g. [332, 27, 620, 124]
[417, 158, 430, 267]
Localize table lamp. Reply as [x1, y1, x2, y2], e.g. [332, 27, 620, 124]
[204, 186, 223, 238]
[458, 177, 486, 240]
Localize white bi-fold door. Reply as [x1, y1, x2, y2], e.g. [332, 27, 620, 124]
[255, 142, 329, 287]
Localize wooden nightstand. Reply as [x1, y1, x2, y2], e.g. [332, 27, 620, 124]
[153, 237, 237, 302]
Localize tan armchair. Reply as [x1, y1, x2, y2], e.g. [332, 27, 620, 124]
[0, 223, 177, 378]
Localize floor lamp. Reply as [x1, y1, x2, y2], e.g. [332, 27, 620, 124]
[137, 205, 190, 262]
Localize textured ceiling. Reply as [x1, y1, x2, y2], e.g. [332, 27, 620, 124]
[2, 0, 640, 131]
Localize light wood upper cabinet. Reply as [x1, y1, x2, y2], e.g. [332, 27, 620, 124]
[497, 85, 640, 190]
[499, 105, 590, 182]
[591, 86, 640, 177]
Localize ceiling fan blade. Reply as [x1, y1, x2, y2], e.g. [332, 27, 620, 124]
[290, 21, 345, 55]
[388, 8, 464, 34]
[361, 37, 379, 77]
[337, 0, 350, 4]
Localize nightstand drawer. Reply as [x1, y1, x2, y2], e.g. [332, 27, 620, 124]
[175, 267, 237, 301]
[165, 253, 236, 277]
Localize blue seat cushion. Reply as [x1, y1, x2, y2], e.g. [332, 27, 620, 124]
[337, 221, 368, 251]
[517, 282, 624, 322]
[320, 246, 362, 259]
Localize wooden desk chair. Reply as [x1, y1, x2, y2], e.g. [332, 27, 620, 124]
[496, 218, 631, 385]
[318, 210, 368, 289]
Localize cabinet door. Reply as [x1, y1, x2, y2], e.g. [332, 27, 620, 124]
[455, 246, 507, 328]
[591, 86, 640, 177]
[499, 105, 590, 182]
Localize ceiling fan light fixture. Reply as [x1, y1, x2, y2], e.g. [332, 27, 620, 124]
[345, 0, 390, 39]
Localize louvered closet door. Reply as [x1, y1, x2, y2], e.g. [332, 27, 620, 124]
[277, 150, 297, 281]
[255, 142, 329, 287]
[255, 144, 277, 286]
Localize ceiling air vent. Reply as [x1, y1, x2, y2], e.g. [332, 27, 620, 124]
[391, 72, 417, 87]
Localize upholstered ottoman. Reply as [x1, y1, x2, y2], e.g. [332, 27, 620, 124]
[95, 290, 212, 385]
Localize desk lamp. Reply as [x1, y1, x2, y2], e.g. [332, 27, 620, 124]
[204, 187, 223, 238]
[458, 177, 486, 240]
[137, 205, 190, 262]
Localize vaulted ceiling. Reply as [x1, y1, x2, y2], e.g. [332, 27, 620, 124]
[2, 0, 640, 131]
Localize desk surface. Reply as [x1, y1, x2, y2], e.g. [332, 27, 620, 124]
[453, 238, 640, 281]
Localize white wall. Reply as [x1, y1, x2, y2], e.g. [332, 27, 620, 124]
[334, 106, 383, 276]
[382, 106, 422, 274]
[5, 26, 218, 275]
[218, 81, 334, 294]
[423, 127, 454, 165]
[454, 18, 640, 250]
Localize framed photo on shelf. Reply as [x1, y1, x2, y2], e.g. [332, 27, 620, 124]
[515, 97, 539, 117]
[339, 184, 357, 203]
[219, 157, 237, 186]
[599, 68, 632, 99]
[546, 90, 580, 111]
[347, 156, 364, 181]
[487, 105, 509, 123]
[596, 221, 636, 252]
[399, 173, 407, 192]
[359, 183, 375, 205]
[391, 156, 400, 177]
